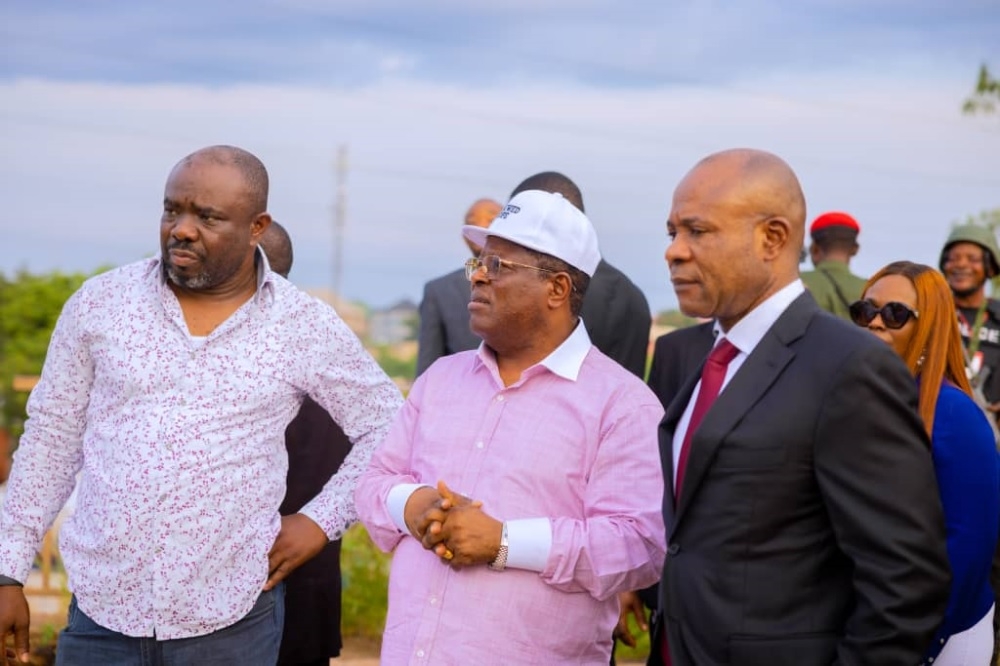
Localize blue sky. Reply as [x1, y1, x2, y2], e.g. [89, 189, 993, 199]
[2, 0, 998, 312]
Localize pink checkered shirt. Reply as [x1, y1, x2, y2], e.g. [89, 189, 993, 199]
[357, 325, 665, 664]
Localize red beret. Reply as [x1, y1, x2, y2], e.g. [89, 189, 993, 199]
[810, 211, 859, 235]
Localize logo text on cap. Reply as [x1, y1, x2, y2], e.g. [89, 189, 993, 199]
[498, 204, 520, 219]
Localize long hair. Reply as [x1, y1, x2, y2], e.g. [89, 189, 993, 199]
[862, 261, 972, 436]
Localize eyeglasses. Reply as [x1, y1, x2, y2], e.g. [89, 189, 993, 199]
[464, 255, 556, 281]
[848, 300, 919, 330]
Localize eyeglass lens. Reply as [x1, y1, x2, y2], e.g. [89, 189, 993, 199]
[465, 255, 502, 280]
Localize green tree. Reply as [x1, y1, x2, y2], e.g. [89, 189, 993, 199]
[963, 63, 999, 115]
[370, 344, 417, 383]
[0, 269, 98, 446]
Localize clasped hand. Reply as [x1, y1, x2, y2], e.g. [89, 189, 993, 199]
[404, 480, 502, 568]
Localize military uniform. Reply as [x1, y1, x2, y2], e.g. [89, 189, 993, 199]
[801, 260, 867, 320]
[958, 300, 1000, 410]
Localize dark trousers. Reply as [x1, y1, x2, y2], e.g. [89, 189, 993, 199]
[55, 586, 284, 666]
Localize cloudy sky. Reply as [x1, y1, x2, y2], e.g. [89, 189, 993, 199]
[2, 1, 998, 313]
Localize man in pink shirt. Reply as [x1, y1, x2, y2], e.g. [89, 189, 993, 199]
[356, 189, 666, 665]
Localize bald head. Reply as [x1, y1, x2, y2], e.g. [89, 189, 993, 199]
[688, 149, 806, 257]
[510, 172, 584, 212]
[176, 145, 269, 215]
[667, 148, 807, 330]
[465, 198, 502, 228]
[260, 220, 293, 278]
[463, 198, 501, 255]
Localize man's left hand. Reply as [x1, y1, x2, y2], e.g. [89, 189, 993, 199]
[435, 502, 503, 568]
[264, 513, 328, 591]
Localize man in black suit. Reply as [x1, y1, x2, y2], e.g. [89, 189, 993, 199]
[510, 172, 651, 378]
[416, 198, 501, 377]
[261, 222, 354, 666]
[659, 149, 950, 664]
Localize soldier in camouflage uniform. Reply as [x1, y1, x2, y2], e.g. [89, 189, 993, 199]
[940, 223, 1000, 429]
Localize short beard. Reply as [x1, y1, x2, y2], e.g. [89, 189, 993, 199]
[163, 263, 213, 291]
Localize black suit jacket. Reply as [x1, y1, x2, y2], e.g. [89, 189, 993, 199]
[647, 322, 716, 411]
[659, 293, 950, 666]
[416, 268, 480, 377]
[580, 259, 651, 378]
[277, 397, 353, 663]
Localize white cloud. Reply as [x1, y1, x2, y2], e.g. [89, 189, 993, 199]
[1, 74, 998, 312]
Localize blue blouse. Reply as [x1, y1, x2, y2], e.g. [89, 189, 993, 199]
[923, 382, 1000, 663]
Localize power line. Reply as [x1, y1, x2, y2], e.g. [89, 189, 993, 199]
[1, 91, 997, 191]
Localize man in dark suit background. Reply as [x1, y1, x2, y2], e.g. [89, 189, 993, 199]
[659, 148, 950, 664]
[646, 322, 716, 409]
[416, 198, 501, 377]
[261, 221, 355, 666]
[510, 172, 651, 378]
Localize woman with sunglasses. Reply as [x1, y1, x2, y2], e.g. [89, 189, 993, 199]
[851, 260, 999, 665]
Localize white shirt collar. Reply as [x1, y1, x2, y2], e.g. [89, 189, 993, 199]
[714, 280, 805, 355]
[158, 246, 276, 304]
[538, 318, 593, 381]
[477, 317, 593, 382]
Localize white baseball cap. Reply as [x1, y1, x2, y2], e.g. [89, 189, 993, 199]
[462, 190, 602, 277]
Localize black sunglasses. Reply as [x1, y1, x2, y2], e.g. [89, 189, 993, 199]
[848, 300, 919, 330]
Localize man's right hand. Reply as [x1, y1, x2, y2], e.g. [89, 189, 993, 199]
[403, 481, 484, 561]
[614, 590, 648, 648]
[403, 486, 448, 543]
[0, 585, 30, 665]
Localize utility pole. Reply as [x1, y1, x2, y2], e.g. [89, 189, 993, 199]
[333, 143, 348, 302]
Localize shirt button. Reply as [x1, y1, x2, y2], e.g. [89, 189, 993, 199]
[429, 596, 438, 605]
[496, 395, 504, 402]
[476, 441, 484, 449]
[416, 649, 425, 658]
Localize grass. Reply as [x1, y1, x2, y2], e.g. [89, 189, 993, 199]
[614, 619, 652, 662]
[340, 523, 392, 643]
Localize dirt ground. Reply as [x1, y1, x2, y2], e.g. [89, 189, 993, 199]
[335, 636, 380, 664]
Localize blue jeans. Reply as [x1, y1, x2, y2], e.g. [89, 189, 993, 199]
[55, 585, 284, 666]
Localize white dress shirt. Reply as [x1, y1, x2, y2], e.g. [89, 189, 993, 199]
[672, 281, 805, 492]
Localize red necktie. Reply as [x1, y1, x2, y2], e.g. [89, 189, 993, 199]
[674, 338, 739, 496]
[661, 339, 740, 666]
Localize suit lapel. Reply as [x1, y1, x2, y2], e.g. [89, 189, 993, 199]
[672, 293, 818, 531]
[659, 368, 705, 524]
